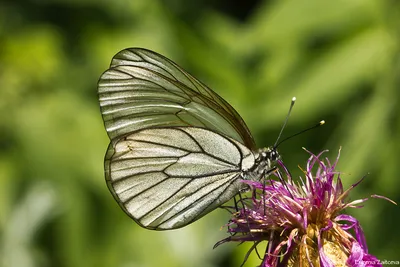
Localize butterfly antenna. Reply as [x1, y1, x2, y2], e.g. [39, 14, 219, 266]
[273, 97, 296, 148]
[275, 120, 325, 148]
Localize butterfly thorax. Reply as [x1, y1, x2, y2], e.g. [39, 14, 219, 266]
[246, 147, 280, 177]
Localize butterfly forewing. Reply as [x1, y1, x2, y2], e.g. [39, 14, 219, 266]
[105, 127, 255, 230]
[98, 48, 256, 149]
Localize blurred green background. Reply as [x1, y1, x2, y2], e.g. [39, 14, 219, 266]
[1, 0, 399, 266]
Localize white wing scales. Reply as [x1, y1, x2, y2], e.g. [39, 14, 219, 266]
[98, 48, 256, 149]
[98, 48, 261, 230]
[105, 127, 255, 230]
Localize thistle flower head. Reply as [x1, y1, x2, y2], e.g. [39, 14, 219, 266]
[216, 148, 394, 267]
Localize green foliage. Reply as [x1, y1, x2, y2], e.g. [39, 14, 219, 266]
[0, 0, 399, 266]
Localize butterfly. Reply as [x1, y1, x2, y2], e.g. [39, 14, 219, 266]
[98, 48, 279, 230]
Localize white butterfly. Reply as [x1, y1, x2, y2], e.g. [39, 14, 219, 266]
[98, 48, 278, 230]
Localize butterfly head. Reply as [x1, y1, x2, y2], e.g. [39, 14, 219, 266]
[251, 147, 280, 174]
[259, 147, 280, 162]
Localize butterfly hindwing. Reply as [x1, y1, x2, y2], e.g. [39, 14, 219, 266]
[105, 127, 255, 230]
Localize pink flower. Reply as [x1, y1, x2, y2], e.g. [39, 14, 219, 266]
[215, 148, 394, 267]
